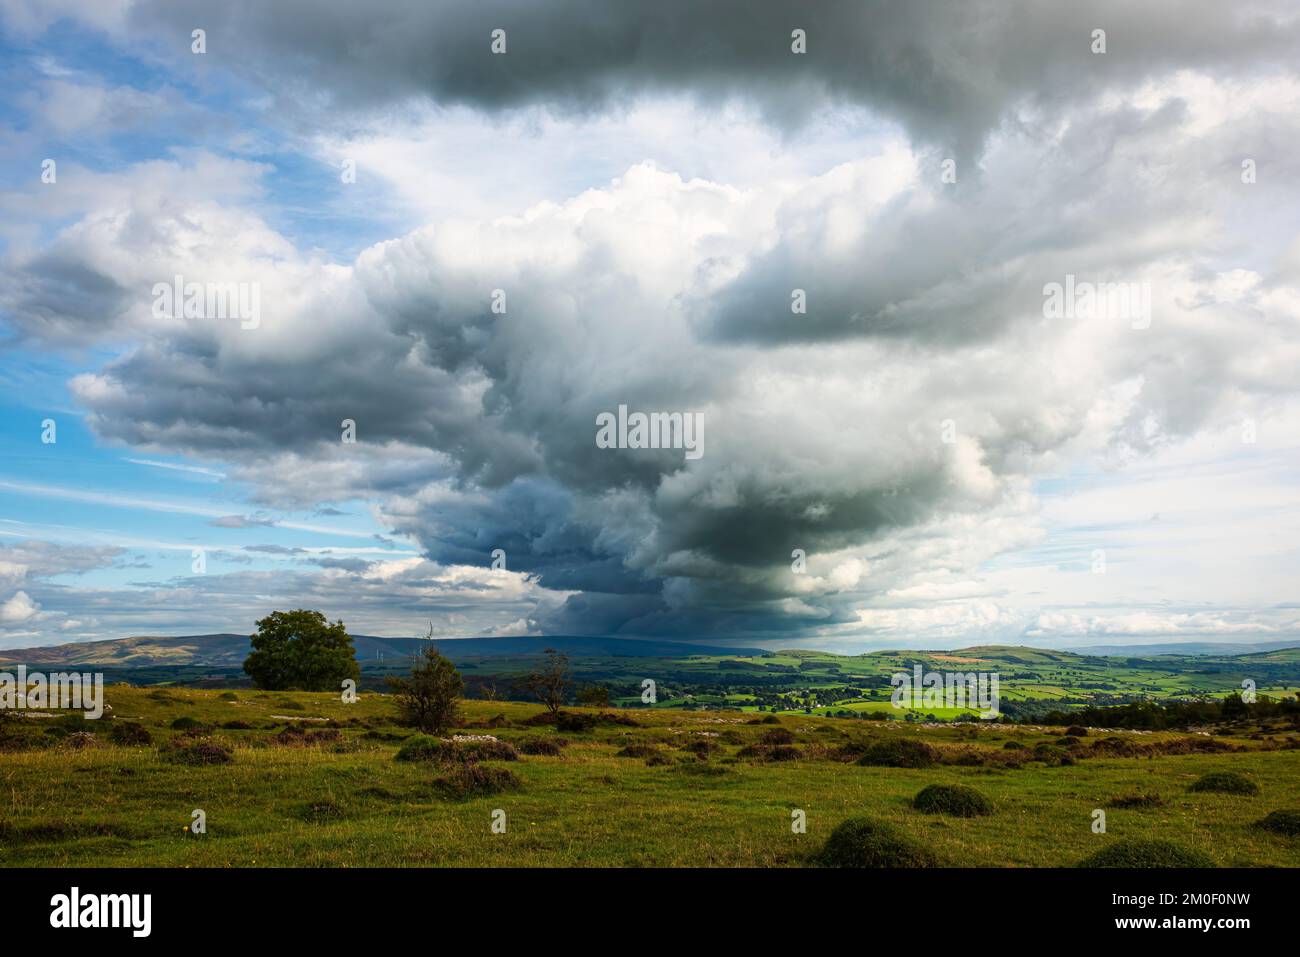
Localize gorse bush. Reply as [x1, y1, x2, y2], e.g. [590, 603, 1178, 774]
[815, 817, 940, 868]
[1078, 839, 1213, 868]
[912, 784, 994, 817]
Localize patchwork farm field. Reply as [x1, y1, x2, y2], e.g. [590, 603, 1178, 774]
[2, 686, 1298, 868]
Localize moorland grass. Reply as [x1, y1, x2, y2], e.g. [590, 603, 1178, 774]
[1078, 839, 1214, 868]
[0, 687, 1295, 867]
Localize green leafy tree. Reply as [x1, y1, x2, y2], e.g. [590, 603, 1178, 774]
[243, 609, 360, 691]
[388, 633, 465, 734]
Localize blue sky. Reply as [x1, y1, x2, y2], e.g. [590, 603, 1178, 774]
[2, 1, 1298, 650]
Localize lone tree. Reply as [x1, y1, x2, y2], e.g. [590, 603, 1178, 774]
[243, 609, 360, 691]
[387, 626, 464, 733]
[526, 647, 571, 714]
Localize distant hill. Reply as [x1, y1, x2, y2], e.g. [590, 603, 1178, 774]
[0, 633, 766, 669]
[1062, 640, 1300, 657]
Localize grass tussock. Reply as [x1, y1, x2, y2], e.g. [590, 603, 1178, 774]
[1252, 810, 1300, 837]
[815, 817, 940, 868]
[432, 764, 521, 800]
[912, 784, 994, 817]
[855, 738, 939, 769]
[1078, 839, 1214, 868]
[1107, 791, 1166, 809]
[161, 737, 233, 765]
[1189, 771, 1260, 795]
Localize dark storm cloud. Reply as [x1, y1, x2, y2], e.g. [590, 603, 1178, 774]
[125, 0, 1300, 157]
[7, 1, 1300, 641]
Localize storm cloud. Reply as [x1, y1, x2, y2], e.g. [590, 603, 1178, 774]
[2, 0, 1299, 643]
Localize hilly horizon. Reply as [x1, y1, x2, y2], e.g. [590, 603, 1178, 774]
[0, 632, 769, 668]
[3, 631, 1298, 671]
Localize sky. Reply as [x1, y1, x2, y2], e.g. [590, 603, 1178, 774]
[1, 0, 1298, 651]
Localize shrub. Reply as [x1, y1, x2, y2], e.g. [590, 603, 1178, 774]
[517, 737, 563, 756]
[856, 738, 939, 769]
[275, 726, 342, 747]
[1002, 740, 1026, 750]
[1252, 810, 1300, 837]
[683, 739, 719, 758]
[278, 700, 306, 711]
[815, 817, 940, 868]
[760, 728, 795, 745]
[221, 720, 254, 730]
[432, 764, 521, 800]
[1107, 792, 1166, 809]
[739, 743, 800, 761]
[1091, 736, 1140, 757]
[555, 711, 598, 733]
[912, 784, 994, 817]
[62, 731, 98, 750]
[387, 641, 464, 734]
[1078, 839, 1213, 868]
[218, 692, 238, 701]
[108, 722, 152, 746]
[616, 743, 662, 759]
[1032, 743, 1070, 765]
[163, 737, 233, 765]
[453, 738, 519, 762]
[170, 716, 206, 731]
[1189, 771, 1259, 795]
[747, 715, 781, 725]
[1065, 725, 1089, 737]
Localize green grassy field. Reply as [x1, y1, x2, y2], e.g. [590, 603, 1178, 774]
[2, 686, 1297, 867]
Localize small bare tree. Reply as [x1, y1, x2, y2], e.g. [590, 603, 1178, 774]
[526, 647, 571, 714]
[387, 624, 464, 733]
